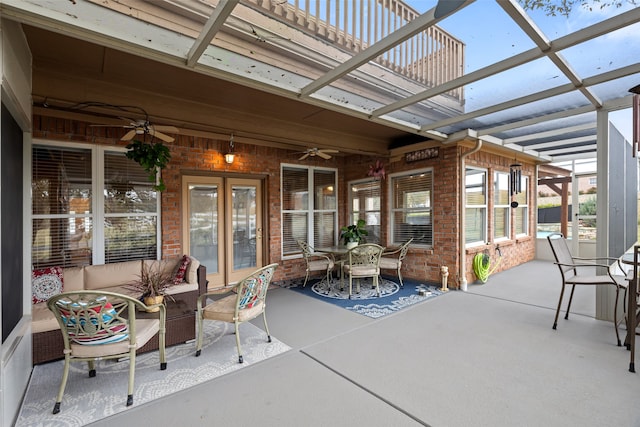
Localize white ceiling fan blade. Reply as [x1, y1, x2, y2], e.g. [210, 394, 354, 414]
[316, 151, 331, 159]
[299, 153, 310, 160]
[121, 129, 137, 141]
[149, 129, 175, 143]
[322, 149, 339, 154]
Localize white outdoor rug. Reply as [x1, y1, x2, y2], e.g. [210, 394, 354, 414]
[16, 321, 290, 427]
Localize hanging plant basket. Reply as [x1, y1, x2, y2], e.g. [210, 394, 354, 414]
[125, 140, 171, 191]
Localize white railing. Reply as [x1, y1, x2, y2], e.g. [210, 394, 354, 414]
[245, 0, 464, 102]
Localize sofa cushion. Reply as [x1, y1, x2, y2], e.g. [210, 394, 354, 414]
[32, 267, 64, 304]
[32, 302, 60, 333]
[63, 267, 85, 292]
[173, 255, 191, 285]
[186, 256, 200, 284]
[84, 260, 142, 290]
[56, 297, 129, 346]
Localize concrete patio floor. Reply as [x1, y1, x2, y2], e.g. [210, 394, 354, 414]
[89, 259, 640, 427]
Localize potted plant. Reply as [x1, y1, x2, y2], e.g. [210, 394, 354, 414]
[129, 261, 175, 311]
[125, 139, 171, 191]
[340, 219, 368, 249]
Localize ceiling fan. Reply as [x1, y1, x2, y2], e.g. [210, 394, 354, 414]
[119, 120, 178, 143]
[298, 148, 339, 160]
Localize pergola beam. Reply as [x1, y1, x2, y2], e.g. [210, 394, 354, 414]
[186, 0, 240, 68]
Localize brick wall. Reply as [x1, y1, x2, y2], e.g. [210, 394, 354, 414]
[33, 116, 537, 286]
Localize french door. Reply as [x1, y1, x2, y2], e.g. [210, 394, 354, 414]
[182, 176, 263, 287]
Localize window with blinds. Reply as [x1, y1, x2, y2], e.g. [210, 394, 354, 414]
[104, 152, 158, 263]
[390, 170, 432, 246]
[514, 175, 528, 236]
[465, 168, 487, 245]
[494, 171, 510, 240]
[349, 180, 381, 244]
[282, 165, 337, 256]
[32, 143, 160, 268]
[32, 146, 92, 268]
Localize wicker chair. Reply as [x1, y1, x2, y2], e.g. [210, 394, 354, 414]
[47, 290, 166, 414]
[379, 238, 413, 288]
[297, 240, 335, 287]
[341, 243, 384, 299]
[547, 233, 627, 346]
[196, 263, 278, 363]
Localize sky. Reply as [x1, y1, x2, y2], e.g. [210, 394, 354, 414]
[402, 0, 637, 142]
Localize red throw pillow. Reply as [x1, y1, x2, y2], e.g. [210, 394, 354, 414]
[173, 255, 191, 285]
[32, 266, 64, 304]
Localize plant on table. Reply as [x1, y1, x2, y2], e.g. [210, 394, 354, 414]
[129, 261, 175, 310]
[340, 219, 368, 247]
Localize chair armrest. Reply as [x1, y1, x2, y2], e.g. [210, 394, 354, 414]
[197, 264, 208, 296]
[574, 256, 620, 263]
[556, 261, 612, 269]
[382, 247, 401, 256]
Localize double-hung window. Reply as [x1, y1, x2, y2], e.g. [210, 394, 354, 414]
[348, 180, 381, 244]
[493, 171, 510, 241]
[390, 169, 432, 246]
[281, 165, 337, 256]
[465, 168, 487, 245]
[32, 141, 160, 268]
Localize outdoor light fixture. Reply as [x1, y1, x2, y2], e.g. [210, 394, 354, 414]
[510, 161, 522, 197]
[225, 133, 235, 164]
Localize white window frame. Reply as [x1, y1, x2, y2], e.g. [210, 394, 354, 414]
[348, 178, 381, 245]
[493, 171, 510, 242]
[31, 139, 161, 266]
[465, 167, 487, 247]
[280, 163, 338, 259]
[387, 167, 433, 247]
[515, 175, 529, 237]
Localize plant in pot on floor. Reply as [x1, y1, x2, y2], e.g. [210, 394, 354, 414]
[129, 261, 175, 312]
[340, 219, 368, 249]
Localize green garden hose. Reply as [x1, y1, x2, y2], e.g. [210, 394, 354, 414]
[473, 249, 502, 284]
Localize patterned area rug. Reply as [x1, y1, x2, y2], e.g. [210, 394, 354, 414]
[286, 276, 446, 318]
[16, 321, 290, 427]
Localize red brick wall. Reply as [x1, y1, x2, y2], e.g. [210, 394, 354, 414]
[463, 149, 536, 285]
[33, 117, 536, 286]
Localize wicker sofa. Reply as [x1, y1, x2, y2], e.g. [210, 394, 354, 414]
[32, 257, 207, 365]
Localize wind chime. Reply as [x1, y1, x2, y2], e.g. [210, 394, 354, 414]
[509, 160, 522, 208]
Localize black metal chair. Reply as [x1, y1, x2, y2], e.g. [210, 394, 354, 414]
[547, 233, 627, 346]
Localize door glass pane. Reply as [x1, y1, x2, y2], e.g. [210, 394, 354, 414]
[189, 185, 219, 274]
[232, 186, 256, 270]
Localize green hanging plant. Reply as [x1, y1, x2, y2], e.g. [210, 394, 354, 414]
[125, 140, 171, 191]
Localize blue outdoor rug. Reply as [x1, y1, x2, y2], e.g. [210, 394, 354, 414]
[286, 276, 446, 318]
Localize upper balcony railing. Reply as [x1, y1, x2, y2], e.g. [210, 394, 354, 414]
[245, 0, 465, 102]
